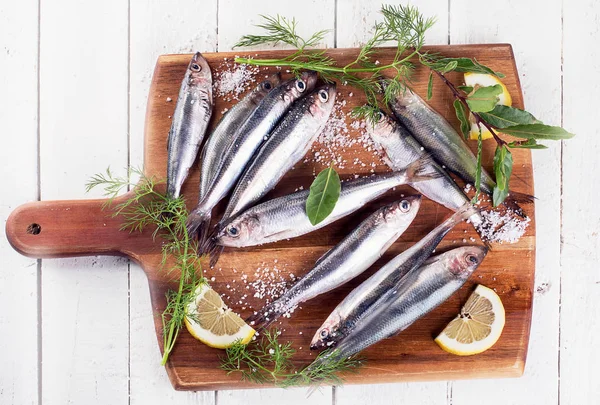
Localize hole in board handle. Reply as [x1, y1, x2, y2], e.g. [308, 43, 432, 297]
[26, 223, 41, 235]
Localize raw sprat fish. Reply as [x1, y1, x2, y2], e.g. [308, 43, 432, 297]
[311, 202, 478, 349]
[187, 71, 318, 244]
[388, 89, 533, 208]
[216, 84, 337, 230]
[208, 155, 439, 255]
[246, 196, 422, 329]
[166, 52, 213, 199]
[368, 110, 482, 226]
[307, 246, 487, 364]
[198, 73, 282, 200]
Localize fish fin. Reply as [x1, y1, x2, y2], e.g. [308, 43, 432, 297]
[186, 209, 211, 245]
[208, 245, 224, 268]
[245, 301, 286, 329]
[403, 154, 442, 183]
[503, 190, 535, 218]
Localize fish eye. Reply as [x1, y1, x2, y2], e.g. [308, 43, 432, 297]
[377, 111, 385, 122]
[400, 200, 410, 212]
[466, 254, 478, 265]
[296, 80, 306, 92]
[262, 81, 272, 90]
[227, 226, 240, 238]
[191, 63, 201, 72]
[318, 89, 328, 102]
[320, 328, 329, 338]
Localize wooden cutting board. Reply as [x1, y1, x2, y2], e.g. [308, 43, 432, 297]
[6, 44, 535, 390]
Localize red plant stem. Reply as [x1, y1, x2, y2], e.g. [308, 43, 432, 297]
[433, 70, 507, 146]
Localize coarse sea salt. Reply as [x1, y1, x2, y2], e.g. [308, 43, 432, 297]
[214, 60, 260, 101]
[478, 209, 531, 243]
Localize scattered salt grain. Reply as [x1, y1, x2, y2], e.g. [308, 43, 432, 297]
[214, 60, 260, 101]
[478, 208, 531, 243]
[166, 97, 172, 102]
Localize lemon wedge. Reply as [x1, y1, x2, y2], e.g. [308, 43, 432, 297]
[435, 284, 505, 356]
[184, 284, 255, 349]
[464, 73, 512, 140]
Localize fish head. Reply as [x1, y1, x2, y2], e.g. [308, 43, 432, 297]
[283, 71, 318, 102]
[310, 311, 342, 350]
[369, 110, 397, 139]
[448, 246, 488, 279]
[215, 214, 262, 247]
[390, 88, 420, 108]
[380, 195, 422, 226]
[308, 83, 337, 118]
[255, 72, 282, 98]
[186, 52, 212, 86]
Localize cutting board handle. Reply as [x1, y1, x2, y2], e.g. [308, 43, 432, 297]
[5, 194, 145, 259]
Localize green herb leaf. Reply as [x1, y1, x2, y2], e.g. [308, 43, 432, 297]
[492, 145, 513, 206]
[508, 139, 548, 149]
[498, 123, 575, 140]
[420, 55, 504, 77]
[306, 165, 341, 225]
[453, 99, 470, 139]
[458, 85, 474, 94]
[427, 71, 434, 100]
[441, 60, 458, 73]
[472, 127, 483, 202]
[466, 84, 503, 113]
[479, 105, 541, 129]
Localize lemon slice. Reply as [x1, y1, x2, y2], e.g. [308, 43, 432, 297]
[435, 284, 505, 356]
[184, 284, 255, 349]
[464, 73, 512, 140]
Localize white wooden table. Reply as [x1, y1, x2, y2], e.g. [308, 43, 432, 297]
[1, 0, 597, 403]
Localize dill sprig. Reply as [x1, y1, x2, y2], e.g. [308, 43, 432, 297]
[234, 5, 435, 112]
[221, 329, 363, 387]
[86, 167, 205, 365]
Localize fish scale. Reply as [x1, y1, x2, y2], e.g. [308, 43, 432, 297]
[245, 196, 421, 328]
[166, 52, 213, 199]
[187, 71, 318, 243]
[310, 202, 478, 349]
[213, 155, 437, 249]
[368, 111, 483, 226]
[199, 73, 282, 199]
[309, 246, 487, 365]
[217, 84, 337, 228]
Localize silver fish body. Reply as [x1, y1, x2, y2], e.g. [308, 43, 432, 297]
[187, 71, 318, 241]
[199, 73, 282, 199]
[310, 245, 487, 363]
[246, 196, 421, 328]
[369, 112, 482, 226]
[310, 202, 477, 349]
[389, 90, 496, 194]
[166, 52, 213, 199]
[219, 84, 337, 226]
[214, 156, 435, 248]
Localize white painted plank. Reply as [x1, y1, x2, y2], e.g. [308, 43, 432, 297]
[217, 0, 335, 52]
[561, 1, 600, 403]
[216, 0, 335, 401]
[0, 1, 39, 404]
[39, 0, 129, 403]
[450, 1, 562, 404]
[335, 1, 449, 403]
[129, 0, 217, 403]
[336, 0, 448, 47]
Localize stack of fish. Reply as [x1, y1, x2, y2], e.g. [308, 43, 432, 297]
[165, 53, 496, 362]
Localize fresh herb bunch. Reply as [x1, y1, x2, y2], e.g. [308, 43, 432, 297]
[86, 167, 204, 365]
[233, 4, 574, 206]
[235, 5, 434, 117]
[221, 329, 363, 387]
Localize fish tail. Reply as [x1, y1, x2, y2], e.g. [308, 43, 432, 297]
[186, 209, 211, 244]
[504, 190, 535, 218]
[403, 154, 442, 183]
[208, 244, 224, 267]
[245, 301, 288, 329]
